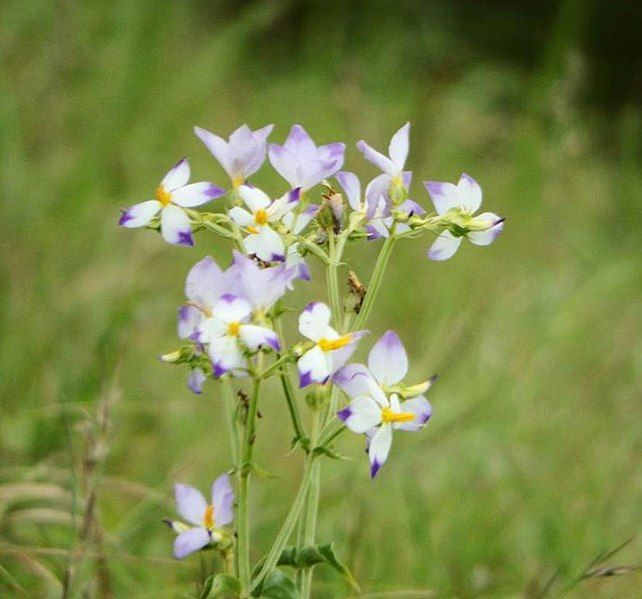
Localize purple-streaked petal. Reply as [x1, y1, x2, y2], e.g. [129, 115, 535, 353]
[399, 199, 425, 217]
[171, 182, 225, 207]
[267, 144, 299, 188]
[188, 368, 207, 394]
[239, 324, 280, 351]
[356, 140, 396, 177]
[368, 424, 393, 479]
[298, 302, 332, 341]
[162, 158, 191, 192]
[336, 171, 362, 211]
[211, 474, 234, 526]
[208, 336, 246, 373]
[174, 483, 206, 526]
[174, 527, 210, 559]
[243, 226, 285, 263]
[423, 181, 460, 215]
[365, 173, 391, 220]
[178, 305, 201, 338]
[333, 364, 375, 399]
[457, 173, 482, 213]
[388, 122, 410, 171]
[395, 395, 432, 432]
[185, 255, 239, 307]
[283, 124, 317, 160]
[401, 171, 413, 189]
[161, 204, 193, 247]
[338, 397, 382, 433]
[119, 200, 161, 228]
[194, 127, 231, 177]
[298, 158, 342, 191]
[427, 231, 462, 261]
[467, 212, 504, 246]
[297, 345, 332, 387]
[368, 330, 408, 386]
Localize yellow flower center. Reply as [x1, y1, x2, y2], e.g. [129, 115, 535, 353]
[232, 175, 244, 188]
[246, 226, 259, 235]
[381, 407, 415, 424]
[227, 322, 240, 337]
[203, 504, 215, 529]
[318, 334, 352, 352]
[254, 209, 268, 225]
[155, 185, 172, 206]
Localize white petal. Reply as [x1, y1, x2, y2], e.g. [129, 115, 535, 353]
[239, 324, 280, 351]
[427, 231, 462, 261]
[211, 474, 234, 527]
[238, 185, 271, 211]
[368, 330, 408, 386]
[118, 200, 161, 228]
[171, 182, 224, 207]
[162, 158, 191, 192]
[467, 212, 504, 246]
[196, 316, 227, 344]
[178, 305, 201, 339]
[356, 140, 396, 177]
[212, 295, 252, 324]
[244, 226, 285, 262]
[282, 204, 318, 234]
[267, 189, 298, 220]
[228, 206, 254, 227]
[174, 483, 206, 526]
[457, 173, 482, 213]
[395, 396, 432, 432]
[298, 302, 332, 341]
[423, 181, 461, 215]
[337, 397, 382, 433]
[336, 171, 362, 211]
[174, 527, 210, 559]
[368, 425, 393, 478]
[194, 127, 231, 177]
[297, 345, 332, 387]
[208, 336, 245, 375]
[388, 122, 409, 171]
[160, 204, 193, 247]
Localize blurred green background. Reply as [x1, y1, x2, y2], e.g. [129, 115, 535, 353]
[1, 0, 641, 596]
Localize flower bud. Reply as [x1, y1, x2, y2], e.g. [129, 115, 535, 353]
[305, 385, 329, 410]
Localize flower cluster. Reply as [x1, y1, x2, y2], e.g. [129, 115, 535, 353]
[120, 122, 504, 585]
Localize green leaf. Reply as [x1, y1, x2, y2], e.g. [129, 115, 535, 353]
[259, 570, 297, 599]
[200, 573, 242, 598]
[318, 544, 361, 592]
[312, 445, 347, 460]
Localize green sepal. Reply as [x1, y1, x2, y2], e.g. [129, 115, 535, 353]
[312, 445, 347, 460]
[289, 436, 311, 453]
[200, 573, 242, 598]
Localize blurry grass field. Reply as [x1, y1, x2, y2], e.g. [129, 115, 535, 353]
[1, 0, 641, 597]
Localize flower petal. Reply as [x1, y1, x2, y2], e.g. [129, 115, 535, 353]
[194, 127, 231, 177]
[395, 396, 432, 432]
[178, 305, 201, 338]
[337, 397, 382, 433]
[118, 200, 161, 228]
[228, 206, 254, 227]
[297, 345, 332, 387]
[174, 483, 206, 526]
[457, 173, 482, 213]
[185, 256, 238, 307]
[171, 182, 225, 207]
[368, 424, 393, 478]
[427, 231, 462, 261]
[239, 324, 280, 351]
[282, 204, 318, 235]
[299, 302, 332, 341]
[208, 336, 246, 375]
[161, 204, 194, 247]
[162, 158, 191, 192]
[368, 330, 408, 386]
[356, 140, 396, 177]
[333, 364, 375, 399]
[388, 122, 409, 171]
[211, 474, 234, 526]
[212, 294, 252, 324]
[238, 185, 271, 212]
[423, 181, 460, 215]
[283, 124, 317, 160]
[174, 527, 210, 559]
[267, 144, 299, 188]
[188, 368, 207, 394]
[467, 212, 504, 246]
[298, 158, 342, 191]
[244, 225, 285, 262]
[336, 171, 362, 211]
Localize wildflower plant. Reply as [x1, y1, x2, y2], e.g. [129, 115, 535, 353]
[119, 122, 504, 597]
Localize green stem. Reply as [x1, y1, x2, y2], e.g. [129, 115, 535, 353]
[326, 233, 342, 327]
[221, 378, 240, 469]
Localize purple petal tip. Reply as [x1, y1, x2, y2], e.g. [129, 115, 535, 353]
[299, 371, 313, 388]
[370, 459, 382, 479]
[337, 407, 352, 422]
[177, 230, 194, 247]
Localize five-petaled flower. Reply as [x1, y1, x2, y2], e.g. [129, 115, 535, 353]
[166, 474, 234, 559]
[334, 331, 434, 478]
[268, 125, 345, 192]
[196, 294, 280, 377]
[297, 302, 367, 388]
[424, 173, 504, 261]
[119, 158, 225, 246]
[229, 186, 300, 262]
[194, 124, 273, 188]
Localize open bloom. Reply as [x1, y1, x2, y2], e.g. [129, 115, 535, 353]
[334, 331, 433, 478]
[424, 173, 504, 261]
[229, 186, 299, 262]
[297, 302, 367, 387]
[268, 125, 345, 192]
[167, 474, 234, 559]
[196, 294, 280, 376]
[356, 123, 412, 206]
[194, 124, 273, 188]
[119, 158, 224, 246]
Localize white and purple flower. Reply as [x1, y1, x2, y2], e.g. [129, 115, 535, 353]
[196, 294, 280, 377]
[268, 125, 345, 192]
[297, 302, 367, 388]
[334, 331, 433, 478]
[166, 474, 234, 559]
[229, 186, 300, 262]
[119, 158, 224, 247]
[194, 124, 273, 188]
[424, 173, 504, 261]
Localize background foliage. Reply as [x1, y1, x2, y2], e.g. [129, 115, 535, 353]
[1, 0, 641, 596]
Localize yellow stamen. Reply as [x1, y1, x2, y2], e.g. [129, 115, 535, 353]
[247, 225, 259, 235]
[203, 504, 215, 529]
[227, 322, 240, 337]
[318, 334, 352, 352]
[381, 407, 415, 424]
[155, 185, 172, 206]
[254, 209, 268, 225]
[232, 175, 244, 188]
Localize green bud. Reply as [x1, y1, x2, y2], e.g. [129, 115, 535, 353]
[305, 385, 329, 410]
